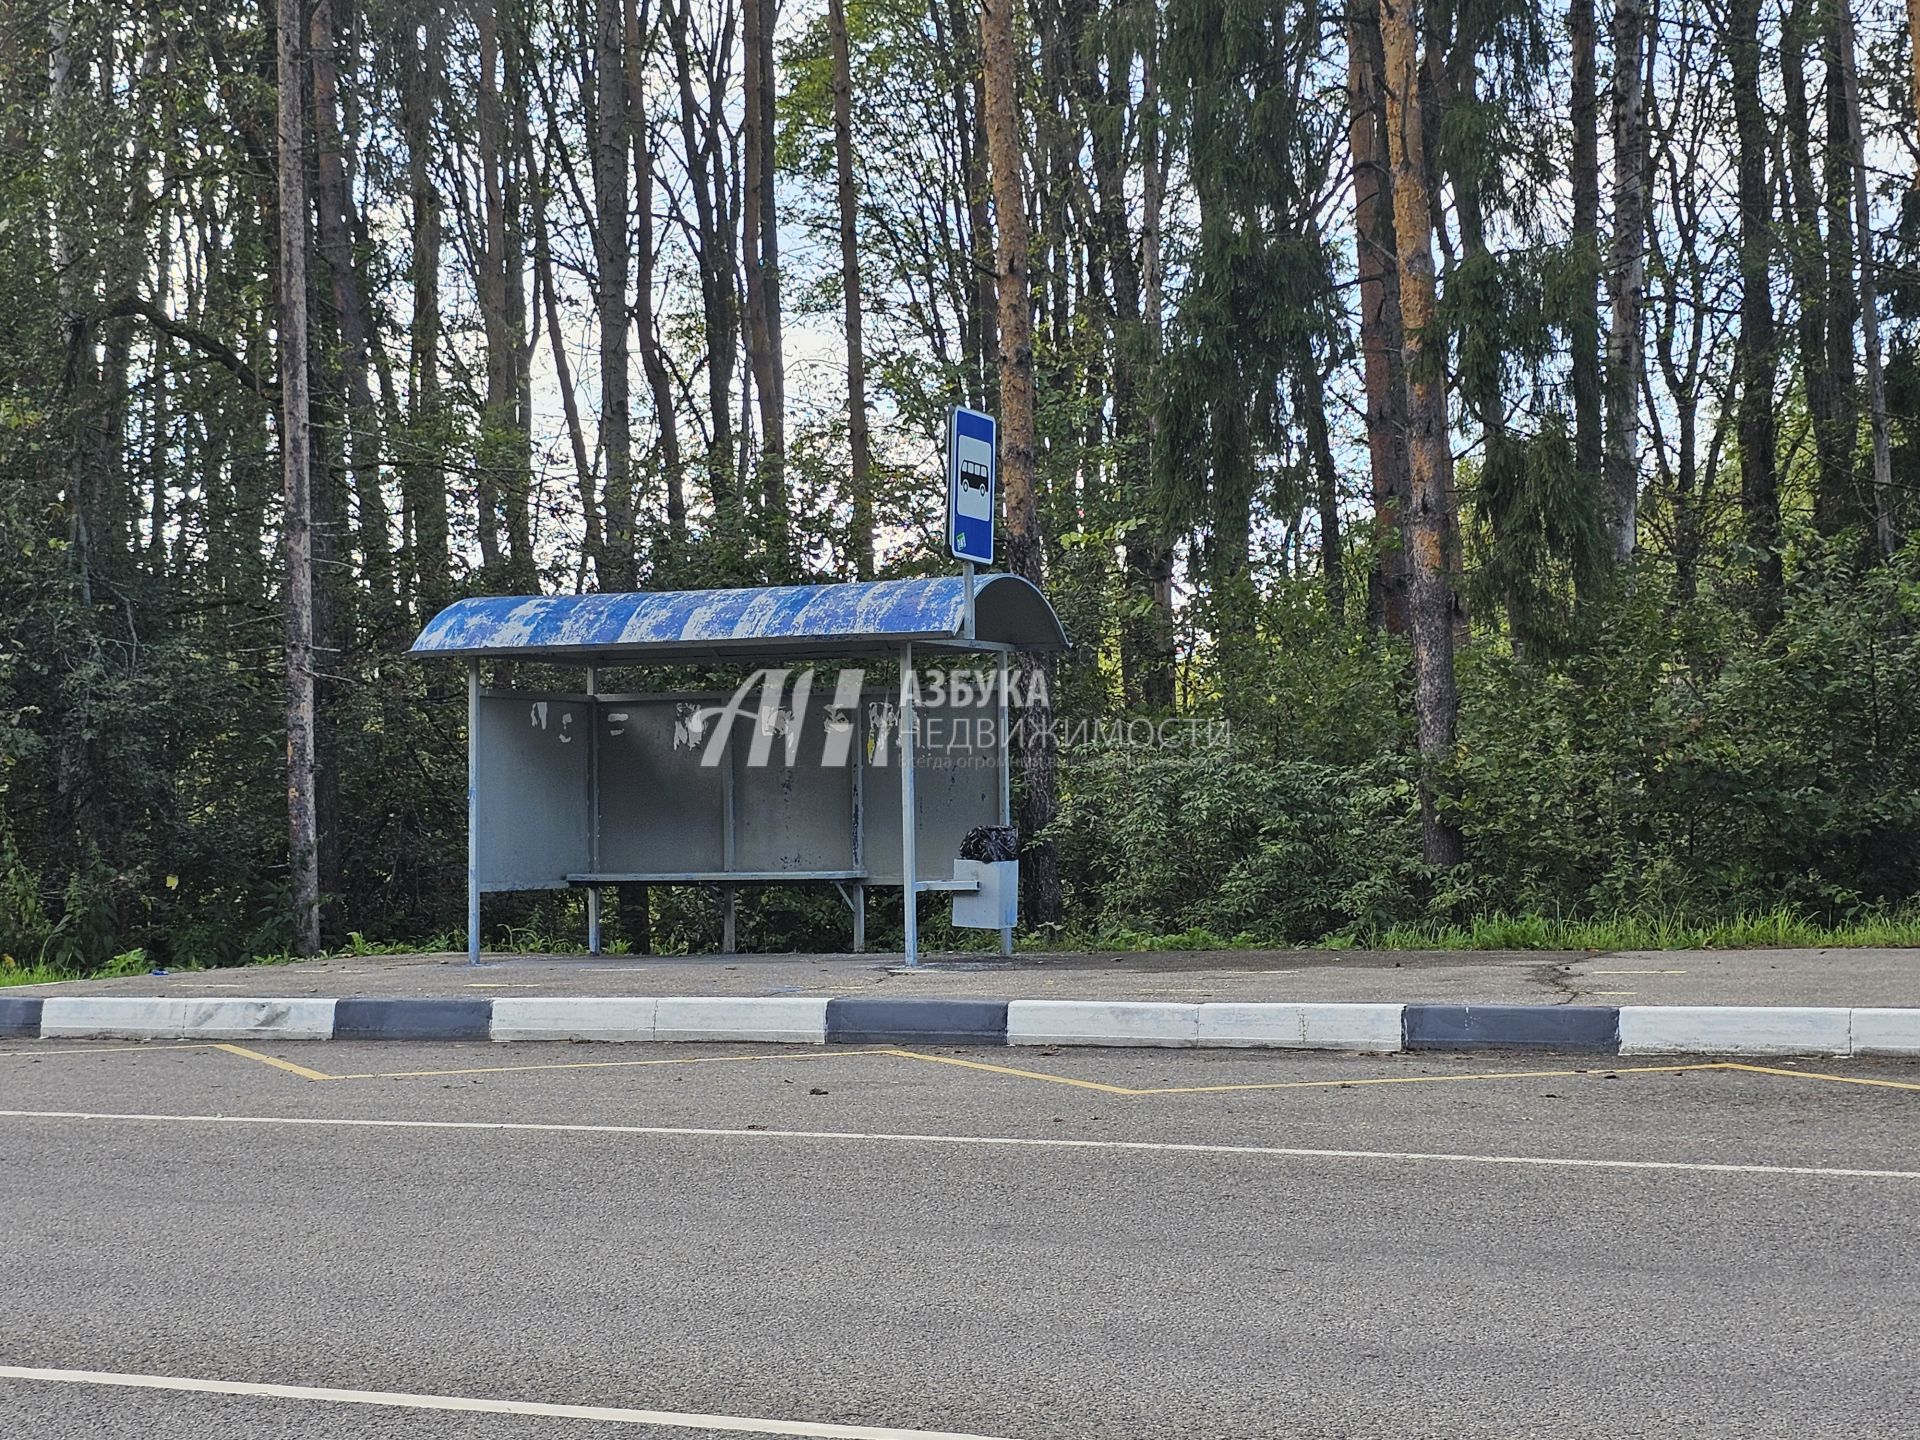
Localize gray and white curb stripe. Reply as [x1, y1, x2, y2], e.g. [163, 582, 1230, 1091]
[3, 995, 1916, 1056]
[34, 997, 338, 1042]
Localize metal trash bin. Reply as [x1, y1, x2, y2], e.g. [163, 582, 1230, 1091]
[953, 858, 1019, 929]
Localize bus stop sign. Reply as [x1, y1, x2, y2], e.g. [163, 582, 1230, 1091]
[948, 407, 996, 565]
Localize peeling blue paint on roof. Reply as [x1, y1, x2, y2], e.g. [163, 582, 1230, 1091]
[410, 575, 1067, 660]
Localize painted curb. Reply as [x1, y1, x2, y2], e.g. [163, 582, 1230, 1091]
[3, 997, 1916, 1056]
[825, 997, 1008, 1045]
[0, 996, 44, 1038]
[1617, 1005, 1852, 1056]
[655, 997, 830, 1044]
[1008, 1001, 1201, 1048]
[489, 997, 831, 1043]
[1404, 1004, 1619, 1052]
[37, 997, 337, 1041]
[490, 997, 659, 1043]
[332, 998, 492, 1042]
[1844, 1008, 1920, 1057]
[1195, 1002, 1405, 1051]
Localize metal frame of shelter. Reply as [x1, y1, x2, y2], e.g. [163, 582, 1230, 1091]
[410, 574, 1067, 966]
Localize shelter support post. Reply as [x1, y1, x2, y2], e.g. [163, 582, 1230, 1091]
[851, 702, 866, 953]
[466, 659, 481, 965]
[585, 666, 601, 956]
[721, 736, 738, 954]
[997, 649, 1013, 958]
[900, 641, 919, 966]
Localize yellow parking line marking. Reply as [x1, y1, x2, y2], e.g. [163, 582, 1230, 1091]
[7, 1110, 1913, 1181]
[212, 1044, 336, 1083]
[1123, 1061, 1728, 1096]
[327, 1048, 896, 1082]
[882, 1050, 1729, 1096]
[15, 1037, 1914, 1104]
[882, 1049, 1139, 1094]
[1719, 1062, 1920, 1093]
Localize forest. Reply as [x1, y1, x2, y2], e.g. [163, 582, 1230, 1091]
[3, 0, 1920, 974]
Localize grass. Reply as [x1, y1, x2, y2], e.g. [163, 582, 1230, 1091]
[0, 946, 164, 989]
[1330, 907, 1920, 952]
[0, 930, 470, 989]
[0, 924, 659, 987]
[1040, 907, 1920, 954]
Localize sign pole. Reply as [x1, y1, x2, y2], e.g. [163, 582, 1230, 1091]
[961, 560, 976, 639]
[585, 665, 600, 956]
[997, 648, 1013, 958]
[466, 658, 481, 965]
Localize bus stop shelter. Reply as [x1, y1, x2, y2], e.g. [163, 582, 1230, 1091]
[410, 574, 1068, 966]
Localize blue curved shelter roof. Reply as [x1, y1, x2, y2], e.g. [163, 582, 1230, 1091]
[410, 574, 1067, 662]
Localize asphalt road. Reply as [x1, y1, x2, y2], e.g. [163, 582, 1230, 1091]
[2, 1039, 1917, 1438]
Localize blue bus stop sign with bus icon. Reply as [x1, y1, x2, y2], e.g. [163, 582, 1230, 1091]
[948, 407, 996, 565]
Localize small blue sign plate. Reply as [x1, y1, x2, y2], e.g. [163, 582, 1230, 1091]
[947, 407, 996, 565]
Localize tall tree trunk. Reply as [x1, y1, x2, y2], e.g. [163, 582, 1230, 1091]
[982, 0, 1061, 924]
[1781, 0, 1839, 536]
[1378, 0, 1463, 869]
[593, 0, 634, 588]
[310, 0, 392, 628]
[1604, 0, 1649, 565]
[1129, 10, 1176, 708]
[502, 16, 535, 583]
[276, 0, 321, 955]
[1347, 0, 1410, 635]
[403, 11, 450, 620]
[828, 0, 873, 579]
[1816, 1, 1861, 539]
[962, 34, 999, 414]
[667, 0, 739, 522]
[1833, 0, 1896, 555]
[474, 0, 507, 574]
[531, 139, 600, 581]
[628, 0, 684, 551]
[741, 0, 788, 564]
[147, 232, 171, 584]
[1082, 0, 1148, 696]
[467, 0, 534, 588]
[1729, 0, 1781, 626]
[1568, 0, 1603, 489]
[49, 0, 97, 610]
[1908, 0, 1920, 197]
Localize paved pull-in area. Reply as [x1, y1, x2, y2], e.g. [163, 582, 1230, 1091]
[2, 1035, 1917, 1437]
[11, 944, 1917, 1007]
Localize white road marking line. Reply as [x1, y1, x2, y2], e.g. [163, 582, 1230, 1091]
[0, 1365, 1019, 1440]
[0, 1107, 1914, 1180]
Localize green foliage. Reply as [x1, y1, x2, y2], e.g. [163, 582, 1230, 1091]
[1453, 545, 1920, 918]
[1055, 743, 1426, 943]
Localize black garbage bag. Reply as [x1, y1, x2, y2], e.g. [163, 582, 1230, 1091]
[959, 824, 1020, 862]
